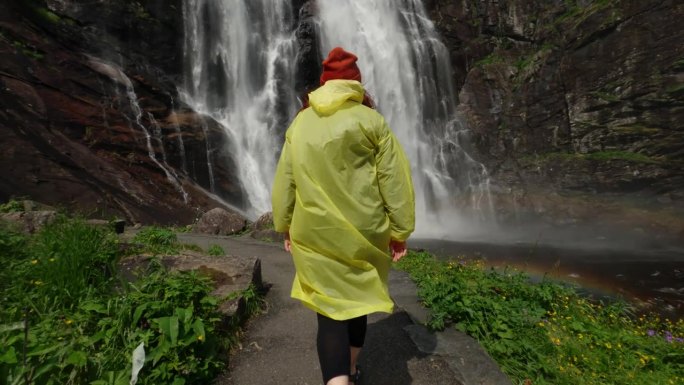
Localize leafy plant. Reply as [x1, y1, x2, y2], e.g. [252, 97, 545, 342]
[132, 226, 180, 254]
[0, 217, 264, 385]
[396, 251, 684, 385]
[0, 200, 24, 213]
[207, 244, 225, 256]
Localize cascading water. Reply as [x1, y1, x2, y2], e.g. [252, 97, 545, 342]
[182, 0, 493, 236]
[182, 0, 298, 218]
[317, 0, 494, 237]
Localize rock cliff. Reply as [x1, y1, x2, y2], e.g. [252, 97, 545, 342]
[426, 0, 684, 242]
[1, 0, 682, 242]
[0, 0, 244, 224]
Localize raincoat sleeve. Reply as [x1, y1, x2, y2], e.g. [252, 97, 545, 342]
[271, 132, 295, 233]
[375, 118, 415, 241]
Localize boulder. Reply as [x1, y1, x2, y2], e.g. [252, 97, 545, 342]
[0, 211, 58, 233]
[249, 211, 283, 242]
[193, 208, 247, 236]
[118, 251, 262, 319]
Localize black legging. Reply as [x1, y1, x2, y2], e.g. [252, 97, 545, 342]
[316, 313, 368, 384]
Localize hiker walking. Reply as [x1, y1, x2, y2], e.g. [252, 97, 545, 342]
[272, 47, 415, 385]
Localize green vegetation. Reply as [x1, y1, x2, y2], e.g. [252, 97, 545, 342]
[0, 216, 262, 385]
[396, 251, 684, 385]
[522, 150, 660, 165]
[474, 53, 505, 68]
[591, 91, 621, 103]
[32, 6, 61, 24]
[672, 58, 684, 71]
[132, 226, 181, 254]
[613, 125, 661, 135]
[665, 83, 684, 96]
[557, 0, 616, 25]
[29, 217, 120, 307]
[0, 200, 24, 213]
[585, 150, 658, 163]
[207, 244, 225, 256]
[9, 39, 44, 60]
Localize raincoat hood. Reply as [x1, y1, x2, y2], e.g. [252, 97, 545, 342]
[308, 79, 365, 116]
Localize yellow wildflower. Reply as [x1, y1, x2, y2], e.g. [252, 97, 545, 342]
[197, 335, 204, 341]
[31, 259, 38, 265]
[64, 319, 73, 325]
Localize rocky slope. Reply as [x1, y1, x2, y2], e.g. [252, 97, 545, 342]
[425, 0, 684, 242]
[1, 0, 682, 243]
[0, 0, 244, 224]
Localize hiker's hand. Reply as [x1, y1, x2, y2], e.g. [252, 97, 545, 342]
[390, 239, 407, 262]
[284, 232, 292, 253]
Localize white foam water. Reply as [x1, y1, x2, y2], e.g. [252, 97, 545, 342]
[182, 0, 493, 235]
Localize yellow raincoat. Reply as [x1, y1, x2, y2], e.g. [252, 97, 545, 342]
[271, 79, 415, 320]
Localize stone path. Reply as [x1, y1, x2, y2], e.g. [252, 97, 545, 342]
[177, 234, 511, 385]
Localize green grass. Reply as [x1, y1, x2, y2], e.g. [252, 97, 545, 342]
[207, 244, 225, 256]
[132, 226, 180, 254]
[0, 216, 263, 385]
[396, 251, 684, 385]
[29, 216, 120, 308]
[474, 53, 505, 68]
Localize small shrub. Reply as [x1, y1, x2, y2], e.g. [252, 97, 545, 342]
[132, 226, 179, 254]
[0, 200, 24, 213]
[0, 218, 264, 385]
[207, 244, 225, 256]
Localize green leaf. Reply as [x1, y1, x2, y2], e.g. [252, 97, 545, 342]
[91, 370, 128, 385]
[32, 362, 57, 381]
[0, 346, 18, 364]
[66, 351, 88, 367]
[28, 343, 60, 357]
[133, 303, 148, 325]
[155, 316, 179, 345]
[176, 306, 193, 325]
[172, 377, 186, 385]
[80, 301, 108, 314]
[192, 319, 205, 341]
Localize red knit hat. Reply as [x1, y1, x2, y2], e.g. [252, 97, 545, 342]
[320, 47, 362, 85]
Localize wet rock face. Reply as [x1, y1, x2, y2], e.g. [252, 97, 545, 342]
[428, 0, 684, 235]
[44, 0, 184, 77]
[294, 1, 323, 96]
[0, 1, 243, 225]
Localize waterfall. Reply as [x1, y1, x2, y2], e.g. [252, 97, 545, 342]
[182, 0, 298, 218]
[182, 0, 493, 237]
[122, 77, 189, 204]
[316, 0, 494, 237]
[168, 97, 189, 175]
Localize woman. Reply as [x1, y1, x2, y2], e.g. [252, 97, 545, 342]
[272, 47, 415, 385]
